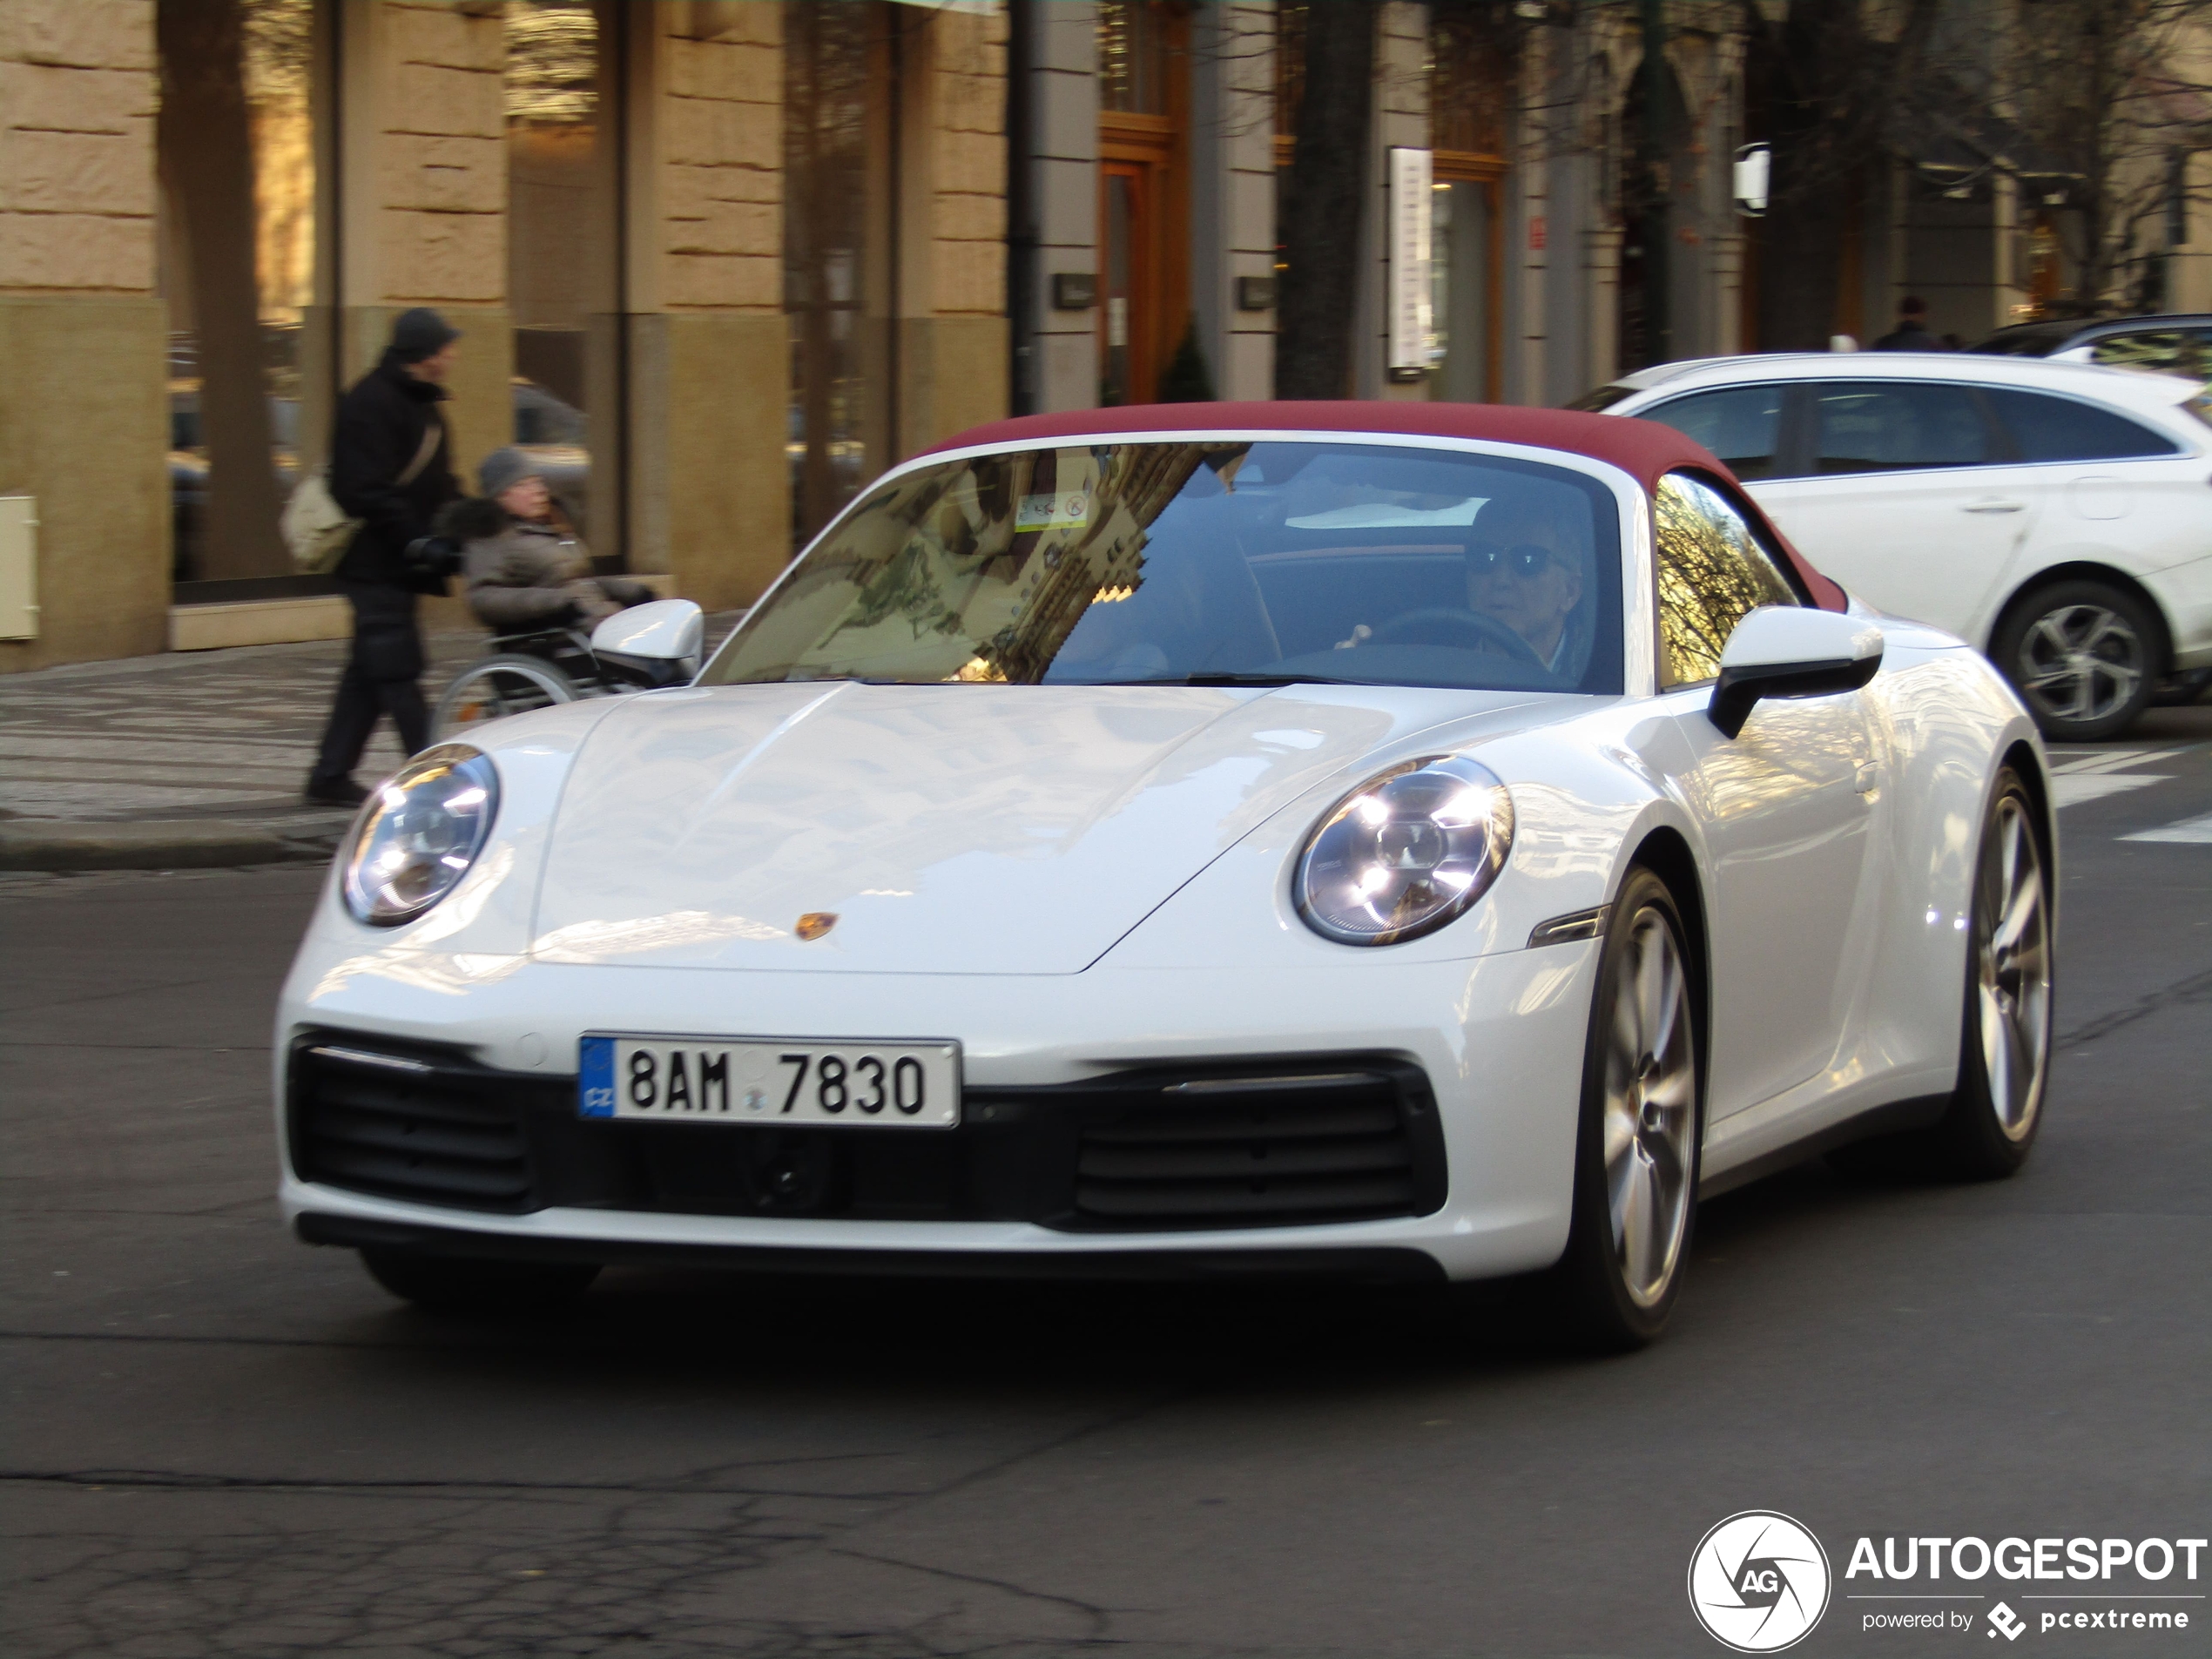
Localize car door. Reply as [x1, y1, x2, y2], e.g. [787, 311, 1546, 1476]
[1742, 379, 2047, 638]
[1642, 472, 1882, 1121]
[1977, 383, 2205, 583]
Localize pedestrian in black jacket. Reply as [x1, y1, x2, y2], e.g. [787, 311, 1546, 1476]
[1871, 296, 1950, 352]
[305, 308, 465, 806]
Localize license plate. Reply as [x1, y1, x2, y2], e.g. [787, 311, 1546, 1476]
[578, 1035, 961, 1129]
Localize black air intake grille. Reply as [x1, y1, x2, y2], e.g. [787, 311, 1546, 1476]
[290, 1042, 537, 1212]
[1073, 1070, 1432, 1228]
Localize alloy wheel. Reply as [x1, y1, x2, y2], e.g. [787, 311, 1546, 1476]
[1601, 907, 1696, 1308]
[2015, 603, 2145, 726]
[1974, 792, 2051, 1140]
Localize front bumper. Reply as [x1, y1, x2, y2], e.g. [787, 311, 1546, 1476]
[276, 944, 1599, 1282]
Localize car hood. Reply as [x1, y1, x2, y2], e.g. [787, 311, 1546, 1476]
[529, 681, 1556, 974]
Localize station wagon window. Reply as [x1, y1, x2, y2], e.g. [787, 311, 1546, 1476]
[1653, 472, 1800, 689]
[700, 441, 1625, 695]
[1811, 381, 1994, 473]
[1638, 385, 1789, 479]
[1980, 388, 2181, 462]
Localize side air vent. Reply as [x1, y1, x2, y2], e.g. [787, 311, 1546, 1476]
[1073, 1070, 1429, 1228]
[290, 1042, 535, 1212]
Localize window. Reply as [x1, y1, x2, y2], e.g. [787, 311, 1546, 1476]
[1982, 388, 2182, 462]
[1565, 383, 1638, 412]
[1653, 473, 1800, 689]
[157, 0, 320, 587]
[1642, 386, 1789, 480]
[2087, 329, 2210, 384]
[506, 2, 620, 556]
[700, 442, 1624, 696]
[1811, 382, 1993, 474]
[1096, 2, 1187, 406]
[786, 2, 887, 544]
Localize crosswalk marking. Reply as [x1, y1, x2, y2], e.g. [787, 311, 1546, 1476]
[2122, 811, 2212, 844]
[2045, 747, 2182, 808]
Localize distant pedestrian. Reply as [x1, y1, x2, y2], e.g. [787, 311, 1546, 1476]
[1871, 296, 1951, 352]
[304, 308, 465, 806]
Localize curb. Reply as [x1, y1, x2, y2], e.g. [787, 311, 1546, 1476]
[0, 818, 341, 872]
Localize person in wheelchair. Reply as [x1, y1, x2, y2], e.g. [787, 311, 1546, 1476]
[440, 447, 654, 637]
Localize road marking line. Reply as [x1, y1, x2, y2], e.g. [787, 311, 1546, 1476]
[2122, 811, 2212, 844]
[2047, 748, 2182, 776]
[2053, 773, 2171, 807]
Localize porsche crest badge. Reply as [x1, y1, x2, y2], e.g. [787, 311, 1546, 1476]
[795, 912, 838, 941]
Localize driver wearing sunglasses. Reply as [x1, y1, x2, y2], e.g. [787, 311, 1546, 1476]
[1466, 501, 1585, 671]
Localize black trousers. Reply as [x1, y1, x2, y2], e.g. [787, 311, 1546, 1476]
[311, 583, 430, 785]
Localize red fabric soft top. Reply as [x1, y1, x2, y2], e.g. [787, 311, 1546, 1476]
[924, 400, 1845, 610]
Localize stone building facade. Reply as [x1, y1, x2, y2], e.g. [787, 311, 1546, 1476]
[2, 0, 1007, 672]
[6, 0, 2200, 673]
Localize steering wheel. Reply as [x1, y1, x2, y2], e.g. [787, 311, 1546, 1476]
[1366, 607, 1548, 669]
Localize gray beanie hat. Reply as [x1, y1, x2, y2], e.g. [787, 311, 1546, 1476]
[388, 307, 460, 363]
[478, 447, 542, 502]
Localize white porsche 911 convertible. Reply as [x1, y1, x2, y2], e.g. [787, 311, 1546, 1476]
[277, 403, 2055, 1347]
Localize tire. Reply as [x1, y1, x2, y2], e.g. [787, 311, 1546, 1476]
[1829, 768, 2054, 1184]
[360, 1249, 600, 1315]
[1546, 867, 1703, 1350]
[1930, 768, 2054, 1178]
[1992, 579, 2159, 742]
[430, 655, 579, 741]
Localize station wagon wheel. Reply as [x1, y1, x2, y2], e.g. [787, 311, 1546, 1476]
[1994, 580, 2156, 742]
[1932, 769, 2052, 1178]
[430, 654, 581, 741]
[1549, 866, 1702, 1349]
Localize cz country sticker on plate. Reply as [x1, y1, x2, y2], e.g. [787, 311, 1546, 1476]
[578, 1035, 961, 1129]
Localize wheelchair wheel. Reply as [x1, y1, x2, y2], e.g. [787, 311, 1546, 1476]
[431, 655, 580, 739]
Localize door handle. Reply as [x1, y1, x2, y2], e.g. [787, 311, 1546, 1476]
[1855, 761, 1880, 795]
[1962, 497, 2026, 513]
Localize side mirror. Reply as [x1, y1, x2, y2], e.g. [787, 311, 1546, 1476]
[591, 598, 705, 688]
[1708, 606, 1883, 738]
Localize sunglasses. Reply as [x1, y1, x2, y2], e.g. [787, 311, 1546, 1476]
[1469, 543, 1561, 578]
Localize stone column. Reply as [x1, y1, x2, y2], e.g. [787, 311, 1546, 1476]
[1021, 1, 1099, 413]
[1190, 1, 1276, 401]
[899, 3, 1008, 454]
[334, 1, 510, 492]
[624, 2, 786, 610]
[0, 0, 169, 671]
[1355, 1, 1429, 400]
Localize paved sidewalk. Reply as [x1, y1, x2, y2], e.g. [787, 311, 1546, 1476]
[2, 616, 743, 870]
[0, 631, 482, 826]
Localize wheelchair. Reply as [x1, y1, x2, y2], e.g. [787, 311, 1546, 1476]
[429, 624, 687, 741]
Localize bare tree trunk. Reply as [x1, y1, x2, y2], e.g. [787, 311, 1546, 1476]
[1748, 0, 1941, 351]
[1275, 0, 1376, 399]
[158, 0, 285, 582]
[1757, 159, 1848, 351]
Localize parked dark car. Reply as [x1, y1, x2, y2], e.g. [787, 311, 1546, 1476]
[1968, 314, 2212, 381]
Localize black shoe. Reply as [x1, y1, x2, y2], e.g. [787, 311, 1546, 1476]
[304, 776, 370, 808]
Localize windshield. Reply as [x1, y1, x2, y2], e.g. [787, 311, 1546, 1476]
[699, 441, 1624, 694]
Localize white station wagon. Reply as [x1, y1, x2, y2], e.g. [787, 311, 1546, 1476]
[1579, 353, 2212, 740]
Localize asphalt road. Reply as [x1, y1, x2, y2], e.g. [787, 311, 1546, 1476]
[3, 710, 2208, 1659]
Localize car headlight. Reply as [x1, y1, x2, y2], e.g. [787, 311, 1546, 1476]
[1295, 755, 1514, 946]
[341, 745, 500, 927]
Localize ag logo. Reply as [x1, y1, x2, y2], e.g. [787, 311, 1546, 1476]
[1688, 1511, 1831, 1652]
